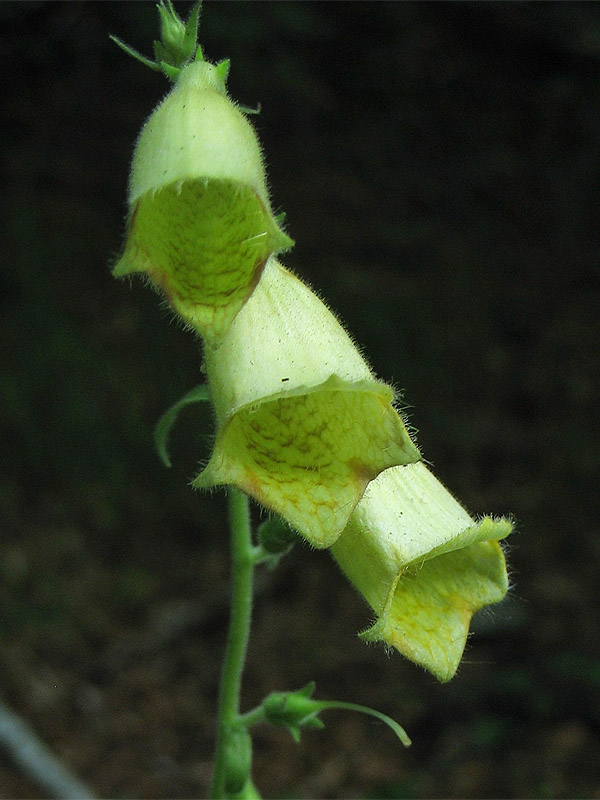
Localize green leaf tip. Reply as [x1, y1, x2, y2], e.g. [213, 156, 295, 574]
[154, 384, 210, 468]
[109, 35, 161, 73]
[318, 700, 412, 748]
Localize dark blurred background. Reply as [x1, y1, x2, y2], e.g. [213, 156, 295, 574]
[1, 2, 599, 797]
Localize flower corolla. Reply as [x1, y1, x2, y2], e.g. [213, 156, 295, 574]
[197, 258, 420, 548]
[113, 60, 292, 343]
[331, 462, 512, 681]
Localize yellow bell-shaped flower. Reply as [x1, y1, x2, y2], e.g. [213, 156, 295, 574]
[331, 461, 512, 681]
[113, 59, 293, 343]
[196, 258, 421, 548]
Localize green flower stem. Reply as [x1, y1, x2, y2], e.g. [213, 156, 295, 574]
[210, 487, 255, 799]
[237, 705, 267, 729]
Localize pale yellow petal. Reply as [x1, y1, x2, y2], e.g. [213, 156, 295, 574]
[362, 539, 509, 682]
[195, 376, 419, 548]
[331, 462, 512, 680]
[114, 180, 291, 342]
[129, 61, 270, 207]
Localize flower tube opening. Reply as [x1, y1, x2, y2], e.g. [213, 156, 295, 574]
[331, 462, 512, 681]
[195, 375, 419, 548]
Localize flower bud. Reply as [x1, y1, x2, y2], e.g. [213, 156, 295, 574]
[113, 60, 293, 343]
[257, 516, 298, 555]
[156, 3, 186, 63]
[330, 461, 512, 682]
[195, 258, 420, 548]
[262, 683, 324, 741]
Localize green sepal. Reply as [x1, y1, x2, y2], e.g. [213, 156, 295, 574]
[154, 384, 211, 468]
[216, 58, 231, 84]
[153, 40, 171, 68]
[160, 61, 182, 82]
[183, 3, 203, 58]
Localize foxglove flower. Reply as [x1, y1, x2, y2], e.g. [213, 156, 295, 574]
[196, 257, 420, 548]
[113, 59, 292, 343]
[331, 462, 512, 681]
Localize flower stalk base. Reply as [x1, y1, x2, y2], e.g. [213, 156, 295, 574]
[210, 488, 255, 799]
